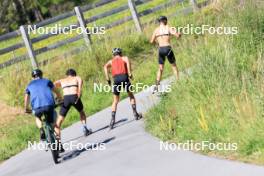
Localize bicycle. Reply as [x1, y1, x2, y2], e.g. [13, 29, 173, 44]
[26, 103, 63, 164]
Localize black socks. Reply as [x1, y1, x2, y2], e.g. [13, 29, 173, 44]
[111, 111, 116, 119]
[132, 104, 137, 112]
[110, 111, 116, 129]
[153, 80, 160, 94]
[156, 80, 160, 86]
[132, 104, 138, 116]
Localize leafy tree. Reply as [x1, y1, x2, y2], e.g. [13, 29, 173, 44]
[0, 0, 98, 34]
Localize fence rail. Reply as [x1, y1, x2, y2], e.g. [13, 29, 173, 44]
[0, 0, 205, 69]
[0, 30, 21, 42]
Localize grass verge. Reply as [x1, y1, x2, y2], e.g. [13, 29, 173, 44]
[145, 0, 264, 165]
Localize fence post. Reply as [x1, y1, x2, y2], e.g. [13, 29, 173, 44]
[128, 0, 142, 33]
[19, 25, 38, 69]
[74, 6, 92, 48]
[190, 0, 199, 12]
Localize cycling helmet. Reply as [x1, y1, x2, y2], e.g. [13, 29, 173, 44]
[31, 69, 43, 78]
[112, 48, 122, 56]
[158, 16, 168, 24]
[66, 68, 77, 76]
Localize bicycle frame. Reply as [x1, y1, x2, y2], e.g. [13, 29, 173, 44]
[42, 113, 59, 164]
[43, 120, 55, 143]
[26, 102, 63, 164]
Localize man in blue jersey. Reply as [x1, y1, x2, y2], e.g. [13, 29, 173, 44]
[24, 69, 62, 141]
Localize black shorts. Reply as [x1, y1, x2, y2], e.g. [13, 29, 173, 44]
[60, 94, 84, 117]
[158, 46, 176, 65]
[113, 74, 131, 96]
[33, 105, 56, 124]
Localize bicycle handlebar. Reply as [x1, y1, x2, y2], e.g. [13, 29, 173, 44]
[25, 109, 32, 114]
[55, 101, 63, 108]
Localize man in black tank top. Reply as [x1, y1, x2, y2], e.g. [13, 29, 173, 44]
[150, 16, 181, 93]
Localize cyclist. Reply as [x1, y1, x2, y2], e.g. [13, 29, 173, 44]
[54, 69, 92, 137]
[104, 48, 142, 129]
[24, 69, 62, 141]
[150, 16, 181, 93]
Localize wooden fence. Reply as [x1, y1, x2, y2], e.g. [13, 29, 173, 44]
[0, 0, 205, 69]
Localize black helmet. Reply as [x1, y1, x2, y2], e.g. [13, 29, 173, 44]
[158, 16, 168, 24]
[66, 68, 77, 76]
[112, 48, 122, 56]
[31, 69, 43, 78]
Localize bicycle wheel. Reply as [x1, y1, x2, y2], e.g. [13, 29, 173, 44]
[46, 126, 59, 164]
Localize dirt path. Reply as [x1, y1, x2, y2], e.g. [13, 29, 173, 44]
[0, 101, 23, 126]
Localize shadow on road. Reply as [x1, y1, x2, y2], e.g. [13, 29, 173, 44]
[60, 136, 116, 163]
[64, 118, 128, 143]
[112, 118, 135, 129]
[59, 118, 133, 163]
[94, 118, 128, 133]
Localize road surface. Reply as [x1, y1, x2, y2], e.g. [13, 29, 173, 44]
[1, 78, 264, 176]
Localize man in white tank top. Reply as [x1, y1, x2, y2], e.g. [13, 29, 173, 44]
[150, 16, 181, 93]
[54, 69, 92, 141]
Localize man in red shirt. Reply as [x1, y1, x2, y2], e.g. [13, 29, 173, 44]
[104, 48, 142, 129]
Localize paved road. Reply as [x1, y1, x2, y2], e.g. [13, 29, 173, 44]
[1, 78, 264, 176]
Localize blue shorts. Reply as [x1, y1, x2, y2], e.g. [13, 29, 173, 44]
[33, 105, 56, 124]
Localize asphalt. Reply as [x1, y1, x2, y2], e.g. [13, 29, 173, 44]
[1, 77, 264, 176]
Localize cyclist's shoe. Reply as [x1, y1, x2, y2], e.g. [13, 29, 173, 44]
[83, 126, 92, 136]
[109, 117, 115, 130]
[40, 128, 45, 141]
[134, 112, 143, 120]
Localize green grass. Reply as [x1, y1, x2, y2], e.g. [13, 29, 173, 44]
[145, 0, 264, 165]
[0, 115, 38, 160]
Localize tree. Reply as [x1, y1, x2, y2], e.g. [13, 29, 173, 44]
[0, 0, 97, 34]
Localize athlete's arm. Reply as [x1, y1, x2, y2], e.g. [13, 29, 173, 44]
[49, 80, 62, 101]
[104, 60, 112, 81]
[169, 27, 181, 38]
[54, 80, 62, 88]
[123, 56, 132, 77]
[24, 93, 30, 111]
[76, 76, 83, 98]
[150, 29, 157, 44]
[24, 86, 31, 111]
[52, 87, 62, 101]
